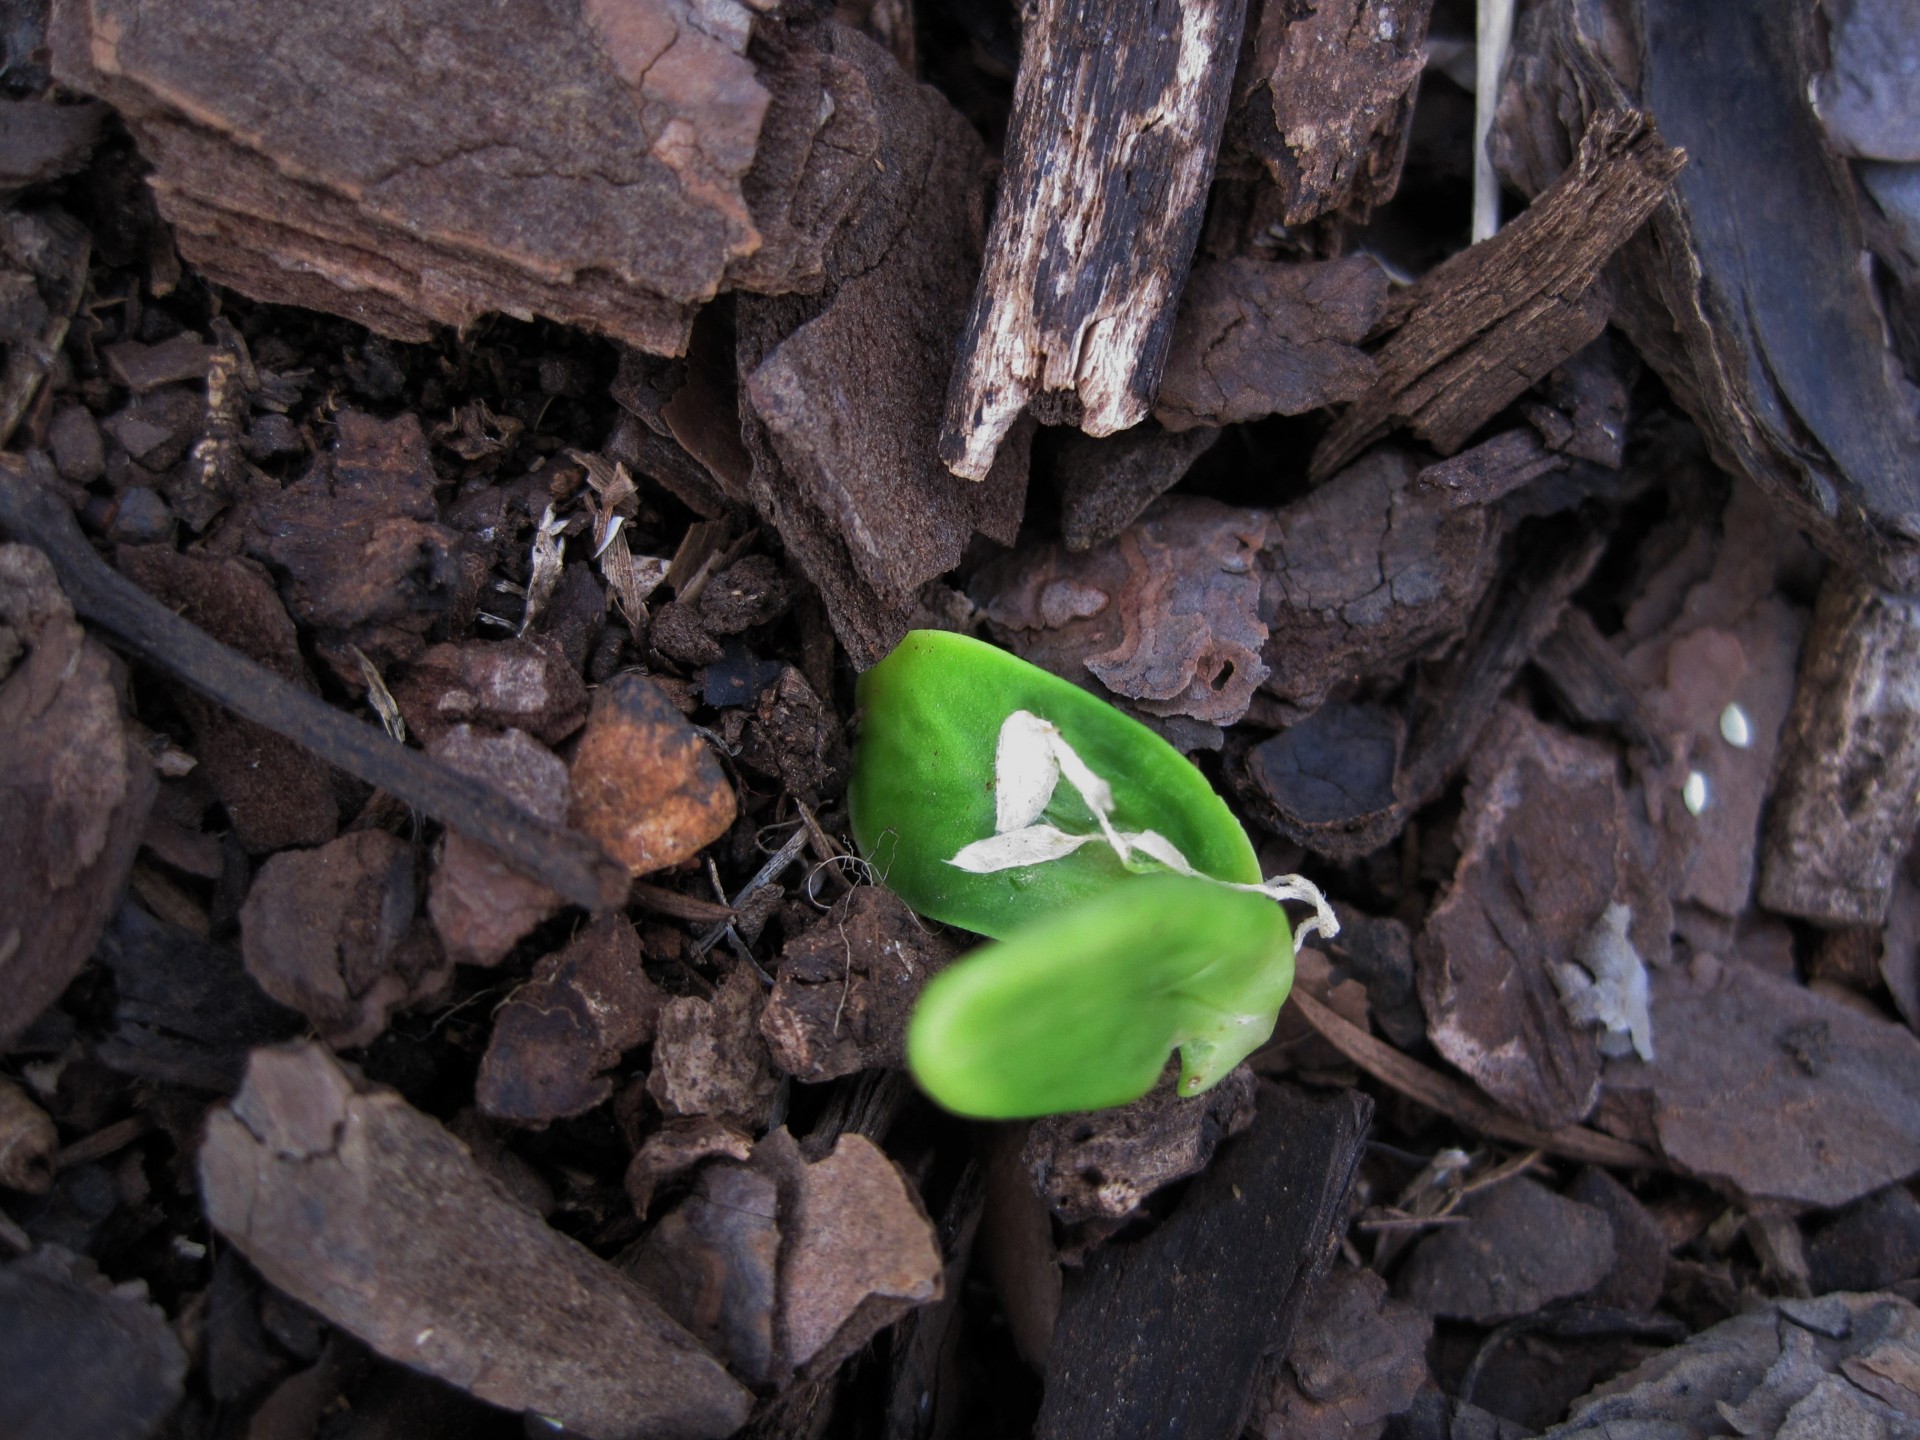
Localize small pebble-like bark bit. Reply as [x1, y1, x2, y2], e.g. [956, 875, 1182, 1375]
[0, 1078, 57, 1194]
[650, 966, 780, 1130]
[761, 885, 955, 1083]
[624, 1116, 754, 1221]
[426, 727, 567, 968]
[0, 543, 157, 1050]
[1396, 1176, 1615, 1323]
[1250, 1266, 1431, 1440]
[199, 1044, 751, 1440]
[391, 638, 589, 748]
[741, 665, 850, 798]
[568, 673, 735, 878]
[477, 915, 665, 1128]
[240, 829, 449, 1050]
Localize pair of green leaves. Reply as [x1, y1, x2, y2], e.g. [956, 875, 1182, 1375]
[849, 630, 1307, 1118]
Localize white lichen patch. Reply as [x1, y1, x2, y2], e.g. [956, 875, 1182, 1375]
[1550, 902, 1654, 1062]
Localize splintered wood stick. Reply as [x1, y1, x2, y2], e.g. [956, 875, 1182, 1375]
[0, 455, 629, 912]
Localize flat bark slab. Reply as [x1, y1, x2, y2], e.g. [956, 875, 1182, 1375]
[200, 1042, 752, 1440]
[939, 0, 1248, 479]
[1034, 1082, 1371, 1440]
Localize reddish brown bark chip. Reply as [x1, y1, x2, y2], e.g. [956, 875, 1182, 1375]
[1261, 449, 1502, 718]
[392, 639, 588, 749]
[240, 829, 448, 1050]
[0, 1245, 187, 1440]
[200, 1044, 751, 1440]
[1604, 964, 1920, 1207]
[425, 727, 566, 968]
[650, 966, 779, 1129]
[740, 665, 849, 799]
[1022, 1067, 1258, 1225]
[477, 915, 665, 1128]
[1418, 706, 1641, 1132]
[244, 411, 462, 662]
[116, 543, 339, 851]
[752, 1128, 943, 1379]
[568, 673, 735, 878]
[1251, 1266, 1431, 1440]
[1397, 1177, 1615, 1324]
[760, 885, 957, 1083]
[624, 1116, 755, 1221]
[1153, 257, 1387, 432]
[978, 496, 1272, 727]
[47, 0, 782, 355]
[0, 544, 156, 1050]
[1056, 424, 1221, 554]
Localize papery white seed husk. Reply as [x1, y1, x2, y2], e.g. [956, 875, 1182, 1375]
[1123, 829, 1199, 876]
[994, 711, 1063, 833]
[948, 825, 1098, 873]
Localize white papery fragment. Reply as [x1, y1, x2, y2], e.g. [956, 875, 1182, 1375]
[1549, 901, 1654, 1061]
[949, 825, 1098, 873]
[994, 711, 1062, 832]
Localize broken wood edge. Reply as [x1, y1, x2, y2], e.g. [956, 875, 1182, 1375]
[0, 454, 630, 911]
[1288, 989, 1662, 1172]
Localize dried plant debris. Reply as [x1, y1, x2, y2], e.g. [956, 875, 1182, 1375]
[978, 496, 1271, 726]
[1761, 573, 1920, 925]
[477, 915, 665, 1127]
[94, 902, 303, 1094]
[568, 673, 735, 878]
[1154, 257, 1387, 432]
[1397, 1175, 1615, 1323]
[1419, 705, 1664, 1132]
[1550, 1293, 1920, 1439]
[1056, 424, 1221, 554]
[1497, 0, 1920, 592]
[115, 543, 339, 850]
[1022, 1066, 1257, 1225]
[44, 0, 865, 355]
[650, 966, 779, 1130]
[937, 0, 1248, 478]
[1314, 108, 1684, 478]
[1250, 1265, 1431, 1440]
[0, 543, 156, 1049]
[1226, 0, 1432, 225]
[390, 638, 588, 749]
[244, 410, 461, 663]
[200, 1043, 751, 1440]
[739, 21, 1027, 668]
[426, 727, 566, 968]
[1603, 963, 1920, 1207]
[239, 829, 448, 1049]
[760, 885, 956, 1084]
[0, 1245, 187, 1440]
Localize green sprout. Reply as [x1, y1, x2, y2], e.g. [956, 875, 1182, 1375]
[849, 630, 1335, 1119]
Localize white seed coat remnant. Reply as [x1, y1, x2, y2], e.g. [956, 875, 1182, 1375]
[1550, 902, 1654, 1061]
[1683, 770, 1710, 815]
[1719, 702, 1753, 749]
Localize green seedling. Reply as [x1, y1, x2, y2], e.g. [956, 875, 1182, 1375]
[850, 630, 1334, 1119]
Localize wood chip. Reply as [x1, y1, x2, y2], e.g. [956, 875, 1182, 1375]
[1398, 1176, 1614, 1323]
[1251, 1265, 1431, 1440]
[391, 638, 589, 749]
[649, 966, 779, 1129]
[1056, 424, 1221, 553]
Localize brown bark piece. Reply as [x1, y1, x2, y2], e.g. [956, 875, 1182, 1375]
[1419, 705, 1635, 1132]
[0, 1246, 187, 1440]
[0, 1079, 57, 1195]
[1056, 424, 1220, 554]
[938, 0, 1249, 479]
[0, 96, 107, 188]
[426, 727, 566, 968]
[200, 1043, 751, 1440]
[0, 543, 156, 1049]
[568, 673, 735, 878]
[1606, 964, 1920, 1206]
[1022, 1067, 1258, 1225]
[1152, 257, 1386, 432]
[1567, 1166, 1669, 1316]
[1415, 429, 1568, 509]
[116, 544, 338, 851]
[1497, 0, 1920, 592]
[391, 639, 589, 749]
[760, 885, 956, 1084]
[1263, 449, 1502, 717]
[1313, 109, 1684, 478]
[1035, 1083, 1371, 1440]
[753, 1127, 943, 1379]
[1251, 1266, 1431, 1440]
[47, 0, 793, 356]
[103, 334, 216, 394]
[477, 915, 664, 1127]
[1397, 1177, 1615, 1324]
[1761, 573, 1920, 926]
[1533, 608, 1670, 759]
[650, 966, 779, 1129]
[623, 1116, 754, 1221]
[244, 410, 461, 660]
[979, 496, 1271, 726]
[739, 665, 849, 799]
[1227, 0, 1432, 225]
[1241, 701, 1405, 861]
[739, 22, 1029, 668]
[239, 829, 448, 1049]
